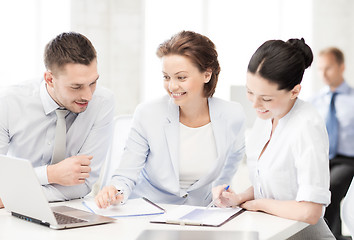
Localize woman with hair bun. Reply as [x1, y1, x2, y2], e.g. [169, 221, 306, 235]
[213, 38, 335, 239]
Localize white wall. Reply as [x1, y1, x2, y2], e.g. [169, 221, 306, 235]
[2, 0, 354, 114]
[70, 0, 144, 115]
[143, 0, 314, 103]
[0, 0, 70, 87]
[312, 0, 354, 92]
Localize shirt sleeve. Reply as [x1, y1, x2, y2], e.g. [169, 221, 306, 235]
[0, 96, 10, 155]
[35, 166, 49, 185]
[293, 117, 331, 206]
[42, 184, 90, 202]
[42, 90, 115, 201]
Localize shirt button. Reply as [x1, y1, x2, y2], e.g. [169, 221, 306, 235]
[183, 194, 188, 198]
[48, 141, 51, 145]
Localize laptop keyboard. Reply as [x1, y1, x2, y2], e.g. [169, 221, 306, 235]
[53, 212, 87, 225]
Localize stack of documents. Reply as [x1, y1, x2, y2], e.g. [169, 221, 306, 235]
[82, 197, 165, 218]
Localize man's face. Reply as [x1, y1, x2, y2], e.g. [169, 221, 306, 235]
[318, 53, 345, 89]
[45, 60, 99, 113]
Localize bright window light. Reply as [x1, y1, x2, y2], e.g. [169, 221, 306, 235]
[0, 0, 70, 87]
[143, 0, 313, 101]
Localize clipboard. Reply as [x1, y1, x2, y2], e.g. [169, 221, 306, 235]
[150, 205, 244, 227]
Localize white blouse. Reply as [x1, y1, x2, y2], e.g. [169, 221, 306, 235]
[179, 122, 217, 190]
[246, 99, 331, 205]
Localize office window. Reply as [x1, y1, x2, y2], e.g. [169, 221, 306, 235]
[0, 0, 70, 87]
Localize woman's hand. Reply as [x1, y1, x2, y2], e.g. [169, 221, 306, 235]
[240, 199, 262, 211]
[212, 184, 243, 208]
[95, 185, 124, 209]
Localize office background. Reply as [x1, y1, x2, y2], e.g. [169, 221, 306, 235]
[0, 0, 352, 236]
[1, 0, 354, 115]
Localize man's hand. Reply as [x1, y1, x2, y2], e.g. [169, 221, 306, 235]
[0, 198, 4, 208]
[47, 155, 93, 186]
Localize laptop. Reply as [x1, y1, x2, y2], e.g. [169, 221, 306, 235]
[0, 155, 115, 229]
[136, 230, 259, 240]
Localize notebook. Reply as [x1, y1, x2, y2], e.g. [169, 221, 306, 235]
[82, 197, 165, 217]
[136, 230, 259, 240]
[0, 155, 115, 229]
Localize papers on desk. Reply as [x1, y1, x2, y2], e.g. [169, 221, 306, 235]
[151, 205, 243, 227]
[82, 197, 165, 218]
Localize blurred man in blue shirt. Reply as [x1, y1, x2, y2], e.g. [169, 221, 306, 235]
[311, 47, 354, 240]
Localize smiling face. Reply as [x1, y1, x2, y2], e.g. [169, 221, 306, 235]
[44, 60, 99, 113]
[246, 72, 300, 121]
[162, 54, 211, 108]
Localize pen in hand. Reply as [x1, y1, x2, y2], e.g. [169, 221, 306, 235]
[206, 185, 230, 209]
[108, 189, 123, 203]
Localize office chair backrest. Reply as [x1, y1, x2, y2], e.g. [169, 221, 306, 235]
[100, 115, 133, 189]
[230, 85, 257, 129]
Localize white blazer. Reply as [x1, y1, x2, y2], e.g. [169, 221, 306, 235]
[110, 95, 245, 206]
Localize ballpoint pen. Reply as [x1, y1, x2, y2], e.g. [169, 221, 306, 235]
[115, 189, 123, 197]
[206, 185, 230, 209]
[108, 189, 123, 203]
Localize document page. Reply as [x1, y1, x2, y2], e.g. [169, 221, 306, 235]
[151, 205, 243, 227]
[82, 197, 165, 218]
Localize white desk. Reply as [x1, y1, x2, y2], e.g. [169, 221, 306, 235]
[0, 199, 307, 240]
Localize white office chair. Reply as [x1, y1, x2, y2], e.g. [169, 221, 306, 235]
[230, 85, 257, 129]
[91, 115, 133, 195]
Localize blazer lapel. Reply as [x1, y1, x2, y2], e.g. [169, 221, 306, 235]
[209, 98, 224, 165]
[163, 99, 180, 182]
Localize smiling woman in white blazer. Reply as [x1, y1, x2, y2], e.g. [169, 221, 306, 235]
[95, 31, 246, 207]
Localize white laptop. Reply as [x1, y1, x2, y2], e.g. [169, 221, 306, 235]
[0, 155, 115, 229]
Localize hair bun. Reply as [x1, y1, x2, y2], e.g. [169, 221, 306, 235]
[287, 38, 313, 69]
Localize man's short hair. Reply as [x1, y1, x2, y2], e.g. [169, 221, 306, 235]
[319, 47, 344, 65]
[44, 32, 97, 74]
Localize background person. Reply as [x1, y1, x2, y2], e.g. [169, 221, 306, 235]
[311, 47, 354, 240]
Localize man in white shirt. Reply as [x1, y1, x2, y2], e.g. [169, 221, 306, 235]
[311, 47, 354, 240]
[0, 32, 115, 208]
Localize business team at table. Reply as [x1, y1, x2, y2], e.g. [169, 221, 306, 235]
[0, 30, 352, 239]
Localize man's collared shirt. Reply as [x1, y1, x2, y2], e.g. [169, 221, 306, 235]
[311, 81, 354, 157]
[0, 78, 115, 201]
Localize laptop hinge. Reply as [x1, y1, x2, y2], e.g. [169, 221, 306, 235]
[12, 212, 50, 227]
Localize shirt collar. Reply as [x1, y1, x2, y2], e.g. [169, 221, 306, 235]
[275, 98, 300, 127]
[39, 80, 61, 115]
[325, 81, 351, 95]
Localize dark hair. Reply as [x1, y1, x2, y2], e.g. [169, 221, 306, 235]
[319, 47, 344, 65]
[44, 32, 97, 74]
[156, 30, 220, 97]
[247, 38, 313, 91]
